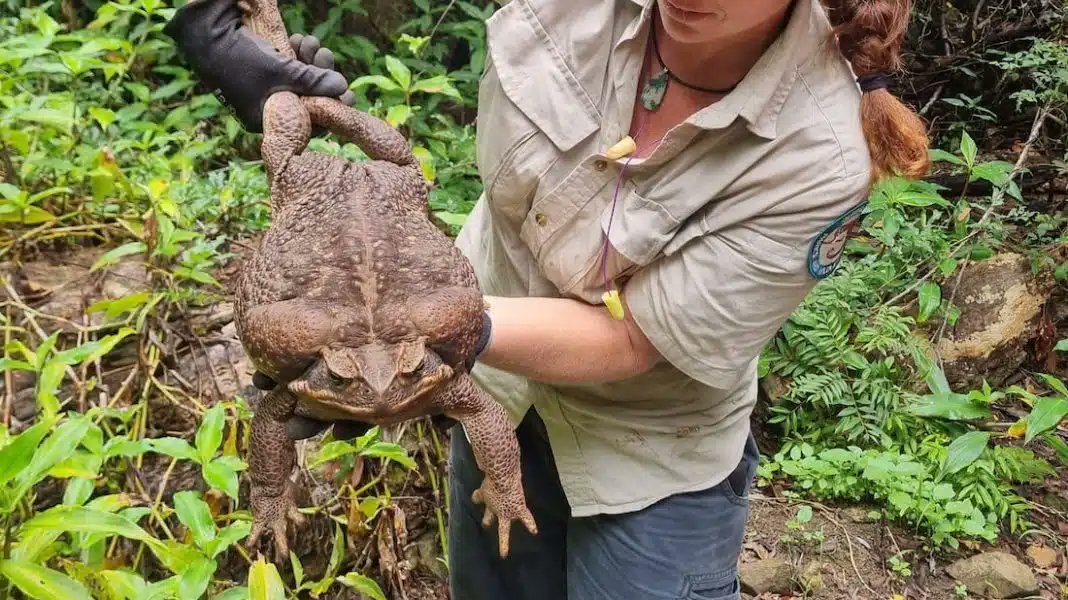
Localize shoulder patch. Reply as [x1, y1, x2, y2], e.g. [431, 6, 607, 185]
[807, 202, 867, 280]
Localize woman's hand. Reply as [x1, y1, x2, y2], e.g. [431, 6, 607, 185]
[164, 0, 350, 132]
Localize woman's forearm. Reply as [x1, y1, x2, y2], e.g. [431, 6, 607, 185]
[478, 295, 662, 384]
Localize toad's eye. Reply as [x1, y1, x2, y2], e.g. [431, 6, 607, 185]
[327, 369, 348, 386]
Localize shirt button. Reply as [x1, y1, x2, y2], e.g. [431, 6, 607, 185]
[535, 212, 548, 226]
[593, 159, 608, 171]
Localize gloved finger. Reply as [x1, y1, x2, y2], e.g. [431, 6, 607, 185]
[340, 90, 356, 107]
[312, 47, 335, 71]
[297, 35, 321, 65]
[289, 33, 304, 57]
[252, 371, 277, 391]
[287, 415, 329, 440]
[431, 414, 458, 433]
[331, 421, 375, 440]
[287, 63, 349, 99]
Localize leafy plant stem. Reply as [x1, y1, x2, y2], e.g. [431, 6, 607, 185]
[933, 104, 1051, 352]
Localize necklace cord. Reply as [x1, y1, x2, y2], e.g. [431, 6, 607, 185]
[649, 8, 738, 95]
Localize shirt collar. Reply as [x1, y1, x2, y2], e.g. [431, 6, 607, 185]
[621, 0, 831, 139]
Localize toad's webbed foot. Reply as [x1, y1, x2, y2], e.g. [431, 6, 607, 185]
[471, 469, 537, 558]
[246, 479, 308, 559]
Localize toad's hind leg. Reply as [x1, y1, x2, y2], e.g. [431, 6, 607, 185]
[261, 92, 311, 198]
[303, 97, 414, 167]
[439, 375, 536, 558]
[246, 387, 307, 560]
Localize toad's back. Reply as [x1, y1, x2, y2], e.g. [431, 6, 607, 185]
[236, 152, 478, 346]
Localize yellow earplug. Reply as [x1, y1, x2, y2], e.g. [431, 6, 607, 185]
[602, 290, 625, 321]
[604, 136, 637, 160]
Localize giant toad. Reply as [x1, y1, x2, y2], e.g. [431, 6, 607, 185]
[230, 0, 535, 560]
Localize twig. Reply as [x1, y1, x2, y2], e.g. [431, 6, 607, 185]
[3, 305, 12, 427]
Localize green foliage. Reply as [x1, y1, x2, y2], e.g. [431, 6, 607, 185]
[0, 0, 476, 596]
[759, 130, 1061, 547]
[994, 38, 1068, 109]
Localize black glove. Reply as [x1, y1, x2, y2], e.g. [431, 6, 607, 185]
[252, 371, 373, 441]
[163, 0, 350, 132]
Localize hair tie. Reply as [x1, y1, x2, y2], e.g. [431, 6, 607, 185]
[857, 72, 891, 93]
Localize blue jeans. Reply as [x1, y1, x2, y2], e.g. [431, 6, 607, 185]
[447, 409, 757, 600]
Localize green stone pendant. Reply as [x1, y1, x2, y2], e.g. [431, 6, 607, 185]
[641, 68, 669, 111]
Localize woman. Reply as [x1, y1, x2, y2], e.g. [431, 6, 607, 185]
[167, 0, 928, 597]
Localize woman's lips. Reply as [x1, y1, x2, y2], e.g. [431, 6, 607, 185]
[662, 0, 724, 23]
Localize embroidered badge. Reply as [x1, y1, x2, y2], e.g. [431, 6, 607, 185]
[807, 202, 868, 280]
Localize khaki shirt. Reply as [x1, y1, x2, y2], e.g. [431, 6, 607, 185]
[455, 0, 872, 516]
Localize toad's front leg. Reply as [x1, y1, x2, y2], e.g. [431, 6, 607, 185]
[246, 387, 307, 559]
[439, 375, 536, 558]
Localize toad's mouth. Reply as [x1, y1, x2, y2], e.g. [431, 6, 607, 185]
[287, 365, 455, 419]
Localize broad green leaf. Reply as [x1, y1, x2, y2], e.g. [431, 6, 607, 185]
[795, 505, 813, 523]
[1024, 396, 1068, 443]
[362, 442, 417, 469]
[338, 573, 387, 600]
[91, 242, 146, 271]
[173, 491, 216, 549]
[138, 577, 181, 600]
[908, 393, 990, 421]
[310, 439, 358, 467]
[212, 588, 249, 600]
[929, 148, 965, 166]
[0, 205, 55, 224]
[150, 541, 205, 575]
[412, 146, 436, 181]
[52, 328, 135, 365]
[932, 483, 955, 500]
[0, 183, 20, 200]
[411, 75, 462, 100]
[98, 570, 147, 600]
[88, 291, 154, 318]
[350, 75, 400, 91]
[248, 558, 286, 600]
[433, 211, 468, 227]
[0, 559, 92, 600]
[0, 358, 34, 372]
[103, 438, 151, 460]
[0, 419, 50, 487]
[385, 104, 412, 128]
[1038, 373, 1068, 398]
[196, 404, 226, 463]
[917, 282, 941, 323]
[14, 417, 91, 502]
[1056, 339, 1068, 352]
[203, 458, 240, 500]
[88, 107, 116, 130]
[384, 56, 412, 90]
[938, 258, 958, 277]
[960, 132, 977, 168]
[942, 431, 989, 475]
[888, 491, 913, 511]
[178, 557, 216, 600]
[149, 437, 199, 462]
[22, 506, 156, 544]
[204, 522, 251, 558]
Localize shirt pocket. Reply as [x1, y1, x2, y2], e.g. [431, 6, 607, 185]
[535, 185, 679, 302]
[477, 0, 600, 220]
